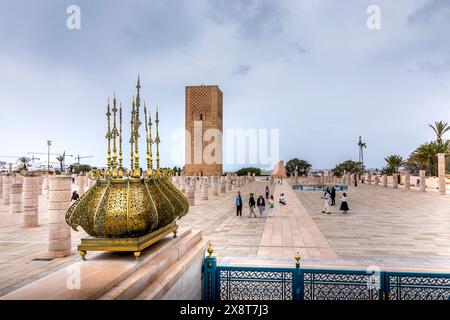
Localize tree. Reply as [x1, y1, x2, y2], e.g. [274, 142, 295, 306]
[56, 152, 66, 173]
[236, 167, 261, 176]
[357, 136, 367, 168]
[429, 121, 450, 144]
[382, 154, 405, 175]
[332, 160, 363, 177]
[17, 157, 31, 171]
[411, 140, 449, 176]
[285, 158, 312, 177]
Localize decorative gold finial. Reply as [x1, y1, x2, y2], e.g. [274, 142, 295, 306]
[133, 77, 141, 178]
[130, 96, 135, 173]
[112, 93, 118, 178]
[295, 251, 301, 267]
[148, 111, 154, 176]
[144, 101, 151, 174]
[118, 102, 123, 178]
[207, 243, 214, 258]
[155, 106, 160, 176]
[105, 98, 112, 176]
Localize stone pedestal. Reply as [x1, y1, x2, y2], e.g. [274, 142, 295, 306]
[186, 180, 195, 206]
[2, 175, 12, 205]
[367, 172, 372, 185]
[23, 175, 39, 227]
[438, 153, 446, 195]
[404, 171, 410, 190]
[78, 175, 86, 195]
[212, 177, 219, 197]
[382, 175, 387, 187]
[201, 179, 209, 201]
[226, 178, 232, 192]
[220, 177, 226, 193]
[38, 175, 44, 195]
[392, 173, 398, 189]
[48, 176, 72, 258]
[419, 170, 426, 192]
[0, 174, 3, 200]
[10, 181, 23, 213]
[374, 175, 380, 186]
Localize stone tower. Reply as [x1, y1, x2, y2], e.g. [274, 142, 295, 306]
[185, 85, 223, 176]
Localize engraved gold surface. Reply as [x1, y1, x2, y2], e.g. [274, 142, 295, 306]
[66, 177, 188, 238]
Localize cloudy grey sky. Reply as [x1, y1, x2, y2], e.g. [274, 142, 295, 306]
[0, 0, 449, 171]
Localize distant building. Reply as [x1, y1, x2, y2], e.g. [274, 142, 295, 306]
[184, 85, 223, 176]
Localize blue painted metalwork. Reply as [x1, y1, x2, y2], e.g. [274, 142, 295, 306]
[203, 257, 450, 300]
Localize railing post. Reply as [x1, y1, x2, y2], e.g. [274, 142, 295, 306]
[293, 252, 302, 300]
[380, 271, 390, 301]
[203, 243, 217, 300]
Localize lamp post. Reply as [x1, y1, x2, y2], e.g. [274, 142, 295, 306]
[47, 140, 51, 173]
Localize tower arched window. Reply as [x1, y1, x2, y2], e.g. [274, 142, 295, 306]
[200, 113, 203, 120]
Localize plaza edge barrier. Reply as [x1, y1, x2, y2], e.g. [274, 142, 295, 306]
[203, 256, 450, 300]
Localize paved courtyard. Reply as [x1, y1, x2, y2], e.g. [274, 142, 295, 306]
[296, 184, 450, 267]
[0, 179, 449, 297]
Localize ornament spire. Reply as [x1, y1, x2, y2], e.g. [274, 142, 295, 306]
[118, 102, 123, 178]
[105, 98, 112, 177]
[112, 93, 118, 178]
[155, 106, 161, 175]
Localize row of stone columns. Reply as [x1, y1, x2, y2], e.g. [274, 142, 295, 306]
[175, 172, 256, 206]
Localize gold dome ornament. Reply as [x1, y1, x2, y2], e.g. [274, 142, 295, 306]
[65, 77, 189, 259]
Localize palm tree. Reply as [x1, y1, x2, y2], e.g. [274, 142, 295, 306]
[358, 136, 367, 168]
[412, 140, 450, 176]
[429, 121, 450, 144]
[383, 154, 405, 175]
[56, 152, 66, 173]
[17, 157, 31, 171]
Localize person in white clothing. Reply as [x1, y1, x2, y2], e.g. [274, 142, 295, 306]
[321, 191, 331, 214]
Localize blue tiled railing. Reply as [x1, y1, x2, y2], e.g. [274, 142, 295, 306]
[203, 257, 450, 300]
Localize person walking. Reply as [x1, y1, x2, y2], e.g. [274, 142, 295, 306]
[354, 175, 358, 187]
[71, 190, 80, 203]
[268, 195, 275, 217]
[279, 193, 286, 205]
[330, 186, 336, 206]
[248, 193, 256, 218]
[264, 185, 270, 200]
[339, 192, 349, 213]
[321, 190, 331, 214]
[257, 195, 265, 217]
[235, 191, 243, 217]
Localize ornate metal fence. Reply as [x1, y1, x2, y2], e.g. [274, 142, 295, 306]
[203, 256, 450, 300]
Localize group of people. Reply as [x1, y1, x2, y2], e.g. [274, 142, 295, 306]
[235, 185, 286, 218]
[321, 186, 349, 214]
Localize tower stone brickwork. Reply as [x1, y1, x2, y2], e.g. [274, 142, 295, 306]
[185, 85, 223, 176]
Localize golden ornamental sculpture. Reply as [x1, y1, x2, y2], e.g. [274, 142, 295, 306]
[65, 76, 189, 259]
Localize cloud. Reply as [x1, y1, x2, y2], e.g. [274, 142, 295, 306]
[233, 64, 252, 76]
[407, 0, 450, 26]
[206, 0, 287, 38]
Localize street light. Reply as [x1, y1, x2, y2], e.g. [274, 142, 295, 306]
[47, 140, 51, 173]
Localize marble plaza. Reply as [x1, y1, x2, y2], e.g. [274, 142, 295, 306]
[0, 175, 449, 297]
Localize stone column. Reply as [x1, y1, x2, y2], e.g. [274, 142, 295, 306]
[226, 177, 232, 192]
[201, 178, 209, 200]
[419, 170, 426, 192]
[392, 173, 398, 189]
[438, 153, 446, 195]
[186, 180, 195, 206]
[294, 171, 299, 185]
[212, 177, 219, 197]
[2, 175, 12, 205]
[48, 176, 72, 258]
[22, 174, 39, 227]
[320, 172, 324, 185]
[10, 181, 23, 213]
[38, 175, 44, 196]
[382, 174, 387, 187]
[0, 174, 3, 200]
[252, 172, 256, 181]
[78, 175, 86, 195]
[375, 175, 380, 186]
[367, 172, 372, 185]
[220, 177, 226, 193]
[404, 171, 410, 190]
